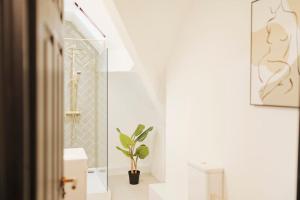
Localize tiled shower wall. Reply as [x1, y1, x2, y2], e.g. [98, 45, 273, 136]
[64, 21, 107, 168]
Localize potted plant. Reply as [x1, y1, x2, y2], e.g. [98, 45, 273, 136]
[116, 124, 154, 185]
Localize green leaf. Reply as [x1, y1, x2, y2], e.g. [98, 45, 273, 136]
[116, 146, 131, 158]
[117, 128, 134, 149]
[132, 124, 146, 138]
[116, 128, 122, 134]
[135, 126, 154, 142]
[135, 145, 149, 159]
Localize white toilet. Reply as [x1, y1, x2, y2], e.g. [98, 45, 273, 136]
[188, 162, 224, 200]
[149, 162, 224, 200]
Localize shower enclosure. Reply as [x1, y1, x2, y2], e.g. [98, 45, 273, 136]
[63, 18, 108, 196]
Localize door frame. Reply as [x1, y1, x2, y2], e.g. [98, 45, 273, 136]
[0, 0, 36, 200]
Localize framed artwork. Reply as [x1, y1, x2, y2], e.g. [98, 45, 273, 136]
[251, 0, 300, 107]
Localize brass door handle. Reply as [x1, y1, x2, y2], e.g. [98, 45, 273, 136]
[61, 177, 78, 198]
[61, 177, 78, 189]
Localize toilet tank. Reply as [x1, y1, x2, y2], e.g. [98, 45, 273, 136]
[188, 162, 224, 200]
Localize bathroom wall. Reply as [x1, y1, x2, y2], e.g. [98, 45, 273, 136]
[108, 72, 163, 178]
[166, 0, 299, 200]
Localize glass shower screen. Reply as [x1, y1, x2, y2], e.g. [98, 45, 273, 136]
[63, 20, 108, 193]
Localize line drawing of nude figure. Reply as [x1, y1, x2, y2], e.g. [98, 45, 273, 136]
[257, 0, 299, 101]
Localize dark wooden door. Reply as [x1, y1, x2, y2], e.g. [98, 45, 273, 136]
[0, 0, 35, 200]
[1, 0, 65, 199]
[35, 0, 64, 199]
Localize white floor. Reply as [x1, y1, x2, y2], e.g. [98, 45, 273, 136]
[109, 174, 158, 200]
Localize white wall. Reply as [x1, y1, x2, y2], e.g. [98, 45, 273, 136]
[108, 72, 165, 180]
[166, 0, 299, 200]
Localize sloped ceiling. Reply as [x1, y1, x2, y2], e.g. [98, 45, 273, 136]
[109, 0, 193, 106]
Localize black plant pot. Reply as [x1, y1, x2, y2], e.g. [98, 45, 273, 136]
[128, 170, 140, 185]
